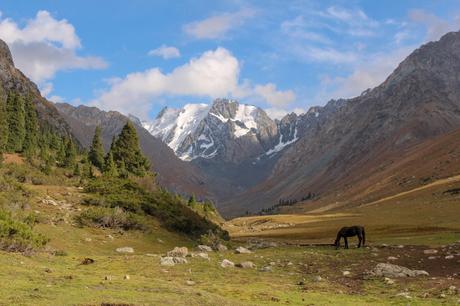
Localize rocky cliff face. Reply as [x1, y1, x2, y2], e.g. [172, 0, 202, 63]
[220, 30, 460, 216]
[0, 39, 73, 137]
[142, 98, 303, 200]
[54, 103, 211, 198]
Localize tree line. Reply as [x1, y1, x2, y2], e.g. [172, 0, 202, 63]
[257, 192, 316, 215]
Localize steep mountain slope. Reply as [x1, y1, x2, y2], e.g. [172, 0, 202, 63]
[143, 98, 302, 199]
[221, 30, 460, 217]
[54, 103, 211, 198]
[0, 39, 72, 137]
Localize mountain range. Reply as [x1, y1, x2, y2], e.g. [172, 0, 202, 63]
[1, 30, 460, 218]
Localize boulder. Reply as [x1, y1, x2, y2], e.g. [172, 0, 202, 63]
[220, 259, 235, 268]
[197, 245, 213, 252]
[192, 252, 210, 260]
[236, 261, 255, 269]
[167, 247, 188, 258]
[216, 244, 228, 252]
[370, 263, 429, 278]
[235, 246, 252, 254]
[160, 257, 176, 267]
[116, 247, 134, 253]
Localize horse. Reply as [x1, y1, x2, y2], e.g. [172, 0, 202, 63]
[334, 226, 365, 249]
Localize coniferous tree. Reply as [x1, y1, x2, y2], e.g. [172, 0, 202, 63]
[111, 121, 150, 176]
[88, 126, 105, 170]
[103, 151, 118, 177]
[63, 138, 77, 168]
[73, 163, 81, 176]
[23, 95, 38, 155]
[6, 92, 26, 152]
[0, 93, 8, 155]
[118, 159, 128, 178]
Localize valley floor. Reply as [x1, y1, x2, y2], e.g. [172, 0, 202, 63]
[0, 175, 459, 305]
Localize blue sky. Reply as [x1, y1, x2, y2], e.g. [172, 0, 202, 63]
[0, 0, 459, 120]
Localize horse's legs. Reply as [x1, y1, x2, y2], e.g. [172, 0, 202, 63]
[344, 237, 349, 249]
[357, 234, 362, 248]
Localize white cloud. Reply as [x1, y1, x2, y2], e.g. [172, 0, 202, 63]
[254, 83, 295, 107]
[0, 10, 107, 95]
[148, 45, 180, 59]
[183, 8, 256, 39]
[409, 9, 460, 42]
[92, 47, 295, 117]
[316, 46, 414, 102]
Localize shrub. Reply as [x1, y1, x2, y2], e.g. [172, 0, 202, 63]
[0, 210, 49, 252]
[76, 206, 148, 231]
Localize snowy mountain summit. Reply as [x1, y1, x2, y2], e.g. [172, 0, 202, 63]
[143, 98, 300, 162]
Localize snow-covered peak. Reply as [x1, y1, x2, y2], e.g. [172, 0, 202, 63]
[143, 98, 300, 162]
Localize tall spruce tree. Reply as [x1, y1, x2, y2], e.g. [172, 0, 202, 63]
[103, 151, 118, 177]
[6, 92, 26, 152]
[88, 126, 105, 170]
[0, 92, 8, 154]
[63, 138, 77, 168]
[111, 121, 150, 176]
[23, 95, 38, 155]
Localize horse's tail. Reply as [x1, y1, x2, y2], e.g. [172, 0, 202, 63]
[362, 227, 366, 246]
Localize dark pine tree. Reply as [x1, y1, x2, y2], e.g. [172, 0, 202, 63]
[103, 151, 118, 177]
[88, 126, 105, 170]
[63, 138, 77, 168]
[0, 92, 8, 155]
[111, 121, 150, 176]
[23, 95, 39, 156]
[6, 92, 26, 152]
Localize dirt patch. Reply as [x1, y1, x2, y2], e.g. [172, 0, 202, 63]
[2, 153, 24, 165]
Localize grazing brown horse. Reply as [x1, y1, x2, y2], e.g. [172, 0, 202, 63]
[334, 226, 365, 249]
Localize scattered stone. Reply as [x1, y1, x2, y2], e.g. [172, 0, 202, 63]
[197, 245, 213, 252]
[448, 286, 457, 294]
[116, 247, 134, 253]
[370, 263, 429, 278]
[186, 280, 195, 286]
[428, 256, 437, 260]
[269, 261, 276, 266]
[313, 276, 322, 282]
[384, 277, 395, 285]
[167, 247, 188, 258]
[260, 266, 272, 272]
[44, 268, 52, 273]
[220, 259, 235, 268]
[104, 276, 112, 281]
[124, 275, 130, 280]
[145, 253, 157, 257]
[84, 238, 92, 242]
[395, 292, 412, 299]
[440, 293, 446, 298]
[387, 256, 398, 261]
[80, 258, 95, 265]
[423, 249, 438, 255]
[396, 245, 405, 249]
[157, 239, 164, 243]
[192, 252, 210, 260]
[342, 271, 351, 277]
[235, 246, 252, 254]
[107, 235, 114, 240]
[445, 255, 454, 259]
[236, 261, 255, 269]
[160, 257, 176, 267]
[216, 244, 228, 252]
[172, 257, 188, 264]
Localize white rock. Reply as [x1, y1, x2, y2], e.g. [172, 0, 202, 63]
[186, 280, 195, 286]
[160, 257, 176, 266]
[167, 247, 188, 257]
[192, 252, 210, 260]
[445, 255, 454, 259]
[116, 247, 134, 253]
[124, 275, 130, 280]
[220, 259, 235, 268]
[342, 271, 351, 276]
[384, 277, 395, 285]
[197, 245, 213, 252]
[260, 266, 272, 272]
[236, 261, 255, 269]
[423, 249, 438, 255]
[235, 246, 252, 254]
[387, 256, 398, 261]
[370, 263, 429, 278]
[313, 276, 322, 282]
[216, 244, 228, 252]
[395, 292, 412, 299]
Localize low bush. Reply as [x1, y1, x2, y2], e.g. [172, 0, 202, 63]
[76, 206, 148, 231]
[0, 210, 49, 252]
